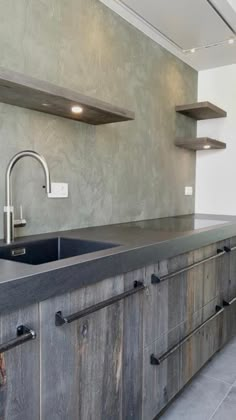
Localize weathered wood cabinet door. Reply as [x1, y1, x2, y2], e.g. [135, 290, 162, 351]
[143, 243, 224, 419]
[40, 270, 144, 420]
[122, 269, 144, 420]
[0, 304, 40, 420]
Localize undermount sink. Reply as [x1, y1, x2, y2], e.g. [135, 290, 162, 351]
[0, 237, 119, 265]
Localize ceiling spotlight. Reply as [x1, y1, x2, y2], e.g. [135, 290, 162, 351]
[190, 48, 196, 54]
[203, 145, 211, 149]
[42, 103, 50, 107]
[228, 38, 235, 45]
[71, 105, 83, 114]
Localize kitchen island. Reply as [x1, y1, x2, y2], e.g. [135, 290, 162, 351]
[0, 213, 236, 420]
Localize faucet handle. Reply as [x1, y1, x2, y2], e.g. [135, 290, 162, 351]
[14, 205, 27, 228]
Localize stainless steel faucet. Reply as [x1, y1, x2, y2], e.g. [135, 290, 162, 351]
[4, 150, 51, 244]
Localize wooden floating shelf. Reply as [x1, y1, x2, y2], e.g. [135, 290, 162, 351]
[176, 101, 227, 120]
[175, 137, 226, 151]
[0, 67, 135, 125]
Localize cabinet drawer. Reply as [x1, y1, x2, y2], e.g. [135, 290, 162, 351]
[220, 294, 236, 347]
[143, 302, 224, 419]
[180, 306, 223, 388]
[40, 275, 124, 420]
[143, 324, 182, 420]
[144, 243, 221, 347]
[40, 269, 145, 420]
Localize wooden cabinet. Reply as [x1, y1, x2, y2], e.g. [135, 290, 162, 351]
[0, 239, 235, 420]
[40, 269, 145, 420]
[0, 304, 40, 420]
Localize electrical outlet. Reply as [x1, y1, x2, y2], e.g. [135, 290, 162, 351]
[48, 183, 68, 198]
[185, 186, 193, 196]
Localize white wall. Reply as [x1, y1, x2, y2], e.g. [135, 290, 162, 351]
[196, 64, 236, 215]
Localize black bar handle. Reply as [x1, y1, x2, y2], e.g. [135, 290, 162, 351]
[0, 325, 36, 353]
[151, 249, 225, 284]
[150, 305, 224, 366]
[55, 280, 145, 327]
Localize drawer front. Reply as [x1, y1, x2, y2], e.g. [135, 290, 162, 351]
[40, 269, 145, 420]
[142, 241, 231, 420]
[143, 323, 181, 420]
[144, 243, 222, 348]
[220, 293, 236, 347]
[40, 275, 125, 420]
[143, 302, 224, 420]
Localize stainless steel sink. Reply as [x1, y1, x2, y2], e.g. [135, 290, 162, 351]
[0, 237, 119, 265]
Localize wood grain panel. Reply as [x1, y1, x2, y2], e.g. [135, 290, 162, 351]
[143, 324, 182, 420]
[143, 263, 168, 347]
[40, 275, 124, 420]
[180, 308, 223, 389]
[143, 242, 228, 419]
[122, 269, 144, 420]
[0, 304, 40, 420]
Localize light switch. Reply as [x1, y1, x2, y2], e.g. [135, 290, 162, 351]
[48, 183, 68, 198]
[185, 186, 193, 196]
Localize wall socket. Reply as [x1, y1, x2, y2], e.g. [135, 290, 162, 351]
[185, 186, 193, 196]
[48, 183, 69, 198]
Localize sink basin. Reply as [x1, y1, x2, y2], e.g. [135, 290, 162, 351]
[0, 237, 119, 265]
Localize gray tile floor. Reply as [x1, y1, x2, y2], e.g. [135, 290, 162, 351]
[160, 336, 236, 420]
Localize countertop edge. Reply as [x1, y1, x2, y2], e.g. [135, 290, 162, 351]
[1, 217, 236, 314]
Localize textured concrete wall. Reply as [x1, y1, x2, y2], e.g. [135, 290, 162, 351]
[0, 0, 197, 238]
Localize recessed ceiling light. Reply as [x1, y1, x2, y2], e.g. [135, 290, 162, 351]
[203, 145, 211, 149]
[228, 38, 235, 45]
[190, 48, 196, 54]
[42, 103, 50, 107]
[71, 105, 83, 114]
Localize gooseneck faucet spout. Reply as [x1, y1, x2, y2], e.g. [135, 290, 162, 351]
[4, 150, 51, 244]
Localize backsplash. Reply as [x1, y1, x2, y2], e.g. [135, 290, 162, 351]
[0, 0, 197, 238]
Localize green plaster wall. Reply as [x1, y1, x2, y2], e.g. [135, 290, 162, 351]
[0, 0, 197, 237]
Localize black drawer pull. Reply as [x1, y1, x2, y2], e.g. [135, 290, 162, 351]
[150, 305, 224, 366]
[0, 325, 36, 353]
[223, 296, 236, 306]
[224, 245, 236, 253]
[55, 281, 145, 327]
[151, 249, 225, 284]
[151, 274, 161, 284]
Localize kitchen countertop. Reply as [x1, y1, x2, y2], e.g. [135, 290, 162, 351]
[1, 213, 236, 314]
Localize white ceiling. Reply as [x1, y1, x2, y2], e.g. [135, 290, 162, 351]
[100, 0, 236, 71]
[120, 0, 233, 50]
[228, 0, 236, 11]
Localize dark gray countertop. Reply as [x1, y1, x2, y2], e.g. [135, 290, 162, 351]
[1, 213, 236, 314]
